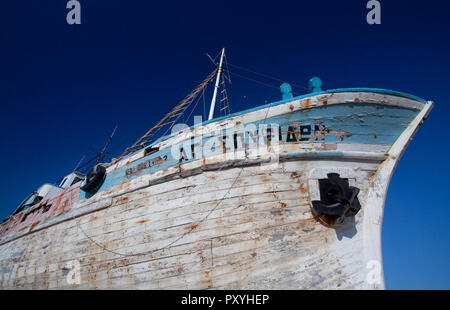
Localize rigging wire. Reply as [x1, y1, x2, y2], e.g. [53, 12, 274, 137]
[72, 155, 86, 173]
[228, 62, 309, 91]
[228, 70, 302, 96]
[142, 75, 211, 146]
[115, 68, 218, 161]
[184, 86, 206, 124]
[107, 60, 304, 165]
[202, 87, 206, 121]
[223, 52, 232, 84]
[95, 125, 118, 165]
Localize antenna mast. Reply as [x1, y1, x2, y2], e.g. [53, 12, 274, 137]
[95, 125, 118, 165]
[208, 48, 226, 120]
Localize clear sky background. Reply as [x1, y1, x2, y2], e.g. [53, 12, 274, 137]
[1, 0, 449, 289]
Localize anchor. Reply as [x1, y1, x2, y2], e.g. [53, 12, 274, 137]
[311, 173, 361, 226]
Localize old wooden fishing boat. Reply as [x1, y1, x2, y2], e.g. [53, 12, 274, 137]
[0, 49, 432, 289]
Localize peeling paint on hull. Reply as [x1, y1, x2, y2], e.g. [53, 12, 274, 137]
[0, 91, 432, 289]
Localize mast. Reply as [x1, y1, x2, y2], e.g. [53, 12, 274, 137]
[95, 125, 118, 165]
[208, 48, 225, 120]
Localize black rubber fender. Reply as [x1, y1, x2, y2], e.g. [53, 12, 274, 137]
[80, 164, 106, 192]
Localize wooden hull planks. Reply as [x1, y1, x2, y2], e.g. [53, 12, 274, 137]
[0, 90, 433, 289]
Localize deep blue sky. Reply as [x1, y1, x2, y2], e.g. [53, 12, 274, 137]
[1, 1, 449, 289]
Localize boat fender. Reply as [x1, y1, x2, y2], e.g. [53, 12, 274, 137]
[80, 164, 107, 193]
[311, 173, 361, 225]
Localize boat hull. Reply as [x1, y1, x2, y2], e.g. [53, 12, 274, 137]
[0, 90, 432, 289]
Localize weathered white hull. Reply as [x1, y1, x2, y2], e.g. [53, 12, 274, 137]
[0, 91, 432, 289]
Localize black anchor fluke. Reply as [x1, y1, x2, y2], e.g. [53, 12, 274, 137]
[311, 173, 361, 226]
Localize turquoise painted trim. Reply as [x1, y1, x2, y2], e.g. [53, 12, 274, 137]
[148, 88, 428, 149]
